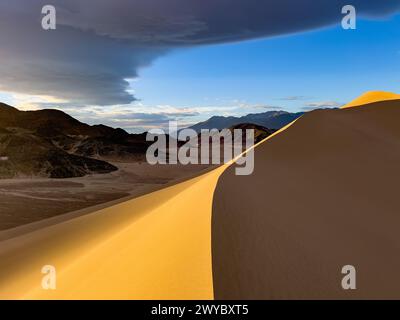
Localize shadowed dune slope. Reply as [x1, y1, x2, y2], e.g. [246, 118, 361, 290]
[212, 100, 400, 299]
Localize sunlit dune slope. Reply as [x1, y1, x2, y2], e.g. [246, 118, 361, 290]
[212, 99, 400, 299]
[0, 119, 293, 300]
[0, 167, 227, 300]
[341, 91, 400, 109]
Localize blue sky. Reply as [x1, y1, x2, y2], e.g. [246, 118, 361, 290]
[0, 1, 399, 132]
[134, 15, 400, 114]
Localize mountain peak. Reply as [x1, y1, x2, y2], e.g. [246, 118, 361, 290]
[341, 91, 400, 109]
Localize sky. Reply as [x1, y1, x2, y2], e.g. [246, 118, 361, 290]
[0, 1, 399, 133]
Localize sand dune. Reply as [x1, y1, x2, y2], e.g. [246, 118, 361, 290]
[212, 99, 400, 299]
[341, 91, 400, 109]
[0, 166, 225, 299]
[1, 94, 400, 300]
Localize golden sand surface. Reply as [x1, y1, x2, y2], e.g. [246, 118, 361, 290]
[341, 91, 400, 109]
[0, 166, 226, 299]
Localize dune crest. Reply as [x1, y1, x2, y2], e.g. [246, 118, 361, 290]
[0, 168, 223, 300]
[341, 91, 400, 109]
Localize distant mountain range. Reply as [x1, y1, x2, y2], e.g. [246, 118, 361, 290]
[189, 111, 304, 132]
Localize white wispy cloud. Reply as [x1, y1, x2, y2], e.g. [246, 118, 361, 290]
[302, 101, 342, 111]
[279, 96, 311, 101]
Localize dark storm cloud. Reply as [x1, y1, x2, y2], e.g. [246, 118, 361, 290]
[0, 0, 399, 106]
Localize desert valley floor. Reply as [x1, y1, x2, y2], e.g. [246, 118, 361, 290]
[0, 163, 210, 231]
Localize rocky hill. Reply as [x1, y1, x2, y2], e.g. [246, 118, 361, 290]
[0, 103, 152, 178]
[189, 110, 303, 133]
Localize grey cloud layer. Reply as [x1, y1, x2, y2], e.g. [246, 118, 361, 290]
[67, 108, 199, 133]
[302, 101, 342, 111]
[1, 0, 399, 106]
